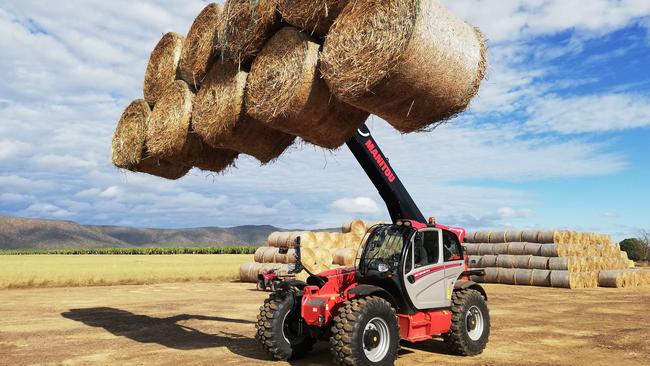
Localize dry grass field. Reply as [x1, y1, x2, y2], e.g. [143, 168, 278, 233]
[1, 281, 648, 365]
[0, 254, 252, 289]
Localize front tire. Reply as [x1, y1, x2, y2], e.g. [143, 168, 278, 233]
[256, 291, 315, 360]
[443, 289, 490, 356]
[330, 296, 400, 366]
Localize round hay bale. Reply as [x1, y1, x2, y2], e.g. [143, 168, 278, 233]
[599, 270, 626, 287]
[515, 255, 532, 268]
[145, 80, 195, 157]
[481, 255, 498, 268]
[537, 230, 557, 244]
[112, 100, 150, 168]
[276, 0, 348, 37]
[146, 80, 239, 172]
[179, 3, 223, 88]
[239, 262, 260, 282]
[493, 243, 510, 255]
[496, 256, 516, 268]
[285, 249, 297, 264]
[507, 242, 527, 255]
[476, 244, 493, 256]
[505, 230, 523, 243]
[254, 246, 268, 262]
[524, 243, 543, 256]
[144, 32, 184, 107]
[548, 257, 570, 271]
[314, 232, 335, 250]
[262, 247, 278, 263]
[267, 232, 282, 246]
[515, 269, 533, 286]
[299, 232, 318, 249]
[193, 62, 295, 163]
[349, 220, 368, 237]
[550, 270, 572, 288]
[464, 244, 479, 256]
[498, 268, 516, 285]
[531, 269, 551, 287]
[330, 232, 344, 248]
[483, 268, 498, 283]
[321, 0, 486, 133]
[333, 248, 356, 266]
[490, 231, 506, 244]
[314, 248, 334, 265]
[130, 156, 191, 180]
[464, 231, 477, 243]
[219, 0, 280, 64]
[540, 244, 560, 257]
[245, 27, 369, 149]
[473, 232, 490, 243]
[521, 230, 539, 243]
[528, 256, 550, 270]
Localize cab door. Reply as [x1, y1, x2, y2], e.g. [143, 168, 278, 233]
[402, 228, 449, 310]
[443, 230, 466, 303]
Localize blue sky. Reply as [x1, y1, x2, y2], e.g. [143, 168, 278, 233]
[0, 1, 649, 240]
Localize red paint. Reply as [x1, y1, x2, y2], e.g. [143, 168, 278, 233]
[398, 310, 452, 342]
[301, 267, 357, 327]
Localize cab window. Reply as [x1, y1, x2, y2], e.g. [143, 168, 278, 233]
[412, 230, 440, 268]
[443, 231, 463, 261]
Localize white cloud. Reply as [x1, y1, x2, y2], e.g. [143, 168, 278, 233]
[526, 93, 650, 134]
[331, 197, 381, 214]
[32, 154, 97, 169]
[21, 203, 73, 219]
[0, 139, 31, 160]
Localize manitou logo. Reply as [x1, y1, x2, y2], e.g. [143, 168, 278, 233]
[364, 140, 396, 183]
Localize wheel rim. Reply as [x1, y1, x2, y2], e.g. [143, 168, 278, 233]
[465, 305, 484, 341]
[363, 317, 391, 362]
[282, 308, 305, 346]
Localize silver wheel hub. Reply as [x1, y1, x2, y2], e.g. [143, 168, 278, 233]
[465, 305, 484, 341]
[363, 317, 390, 362]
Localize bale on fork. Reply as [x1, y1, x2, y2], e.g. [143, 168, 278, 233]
[245, 27, 369, 149]
[146, 80, 238, 173]
[276, 0, 349, 37]
[193, 62, 295, 164]
[321, 0, 487, 133]
[219, 0, 280, 64]
[144, 32, 184, 107]
[179, 3, 223, 88]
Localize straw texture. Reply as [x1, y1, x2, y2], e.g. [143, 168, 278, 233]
[112, 99, 150, 168]
[193, 62, 295, 163]
[245, 27, 369, 149]
[144, 32, 184, 107]
[179, 3, 223, 88]
[321, 0, 486, 133]
[220, 0, 280, 64]
[276, 0, 348, 37]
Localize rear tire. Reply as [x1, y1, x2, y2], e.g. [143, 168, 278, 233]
[256, 291, 315, 360]
[443, 289, 490, 356]
[330, 296, 400, 366]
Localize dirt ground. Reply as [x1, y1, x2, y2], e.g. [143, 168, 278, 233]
[1, 282, 648, 366]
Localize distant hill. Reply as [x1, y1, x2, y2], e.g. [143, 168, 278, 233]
[0, 215, 295, 250]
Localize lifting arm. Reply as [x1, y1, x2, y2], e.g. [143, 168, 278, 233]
[346, 124, 426, 224]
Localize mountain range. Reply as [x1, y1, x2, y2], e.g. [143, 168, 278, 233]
[0, 215, 307, 249]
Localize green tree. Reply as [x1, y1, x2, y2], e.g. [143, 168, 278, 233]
[619, 238, 646, 261]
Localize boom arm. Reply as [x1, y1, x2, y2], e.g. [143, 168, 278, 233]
[346, 124, 426, 224]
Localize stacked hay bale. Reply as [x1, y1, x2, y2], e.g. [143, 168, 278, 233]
[239, 219, 380, 282]
[466, 230, 648, 289]
[112, 1, 487, 180]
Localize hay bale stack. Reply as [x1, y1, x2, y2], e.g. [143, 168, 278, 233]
[245, 27, 369, 149]
[504, 230, 523, 243]
[144, 32, 184, 107]
[219, 0, 280, 64]
[333, 248, 356, 266]
[321, 0, 486, 133]
[531, 269, 551, 286]
[179, 3, 223, 88]
[276, 0, 348, 37]
[514, 269, 533, 286]
[193, 62, 295, 163]
[146, 80, 238, 172]
[112, 100, 150, 168]
[342, 219, 372, 236]
[498, 268, 516, 285]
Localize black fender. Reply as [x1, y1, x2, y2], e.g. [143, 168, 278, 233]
[454, 280, 488, 301]
[348, 285, 399, 308]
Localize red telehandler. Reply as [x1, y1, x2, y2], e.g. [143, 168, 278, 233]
[256, 124, 489, 365]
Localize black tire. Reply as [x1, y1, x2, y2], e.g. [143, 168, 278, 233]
[443, 289, 490, 356]
[330, 296, 400, 366]
[256, 291, 315, 360]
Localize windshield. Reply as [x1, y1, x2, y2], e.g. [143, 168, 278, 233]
[359, 225, 415, 274]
